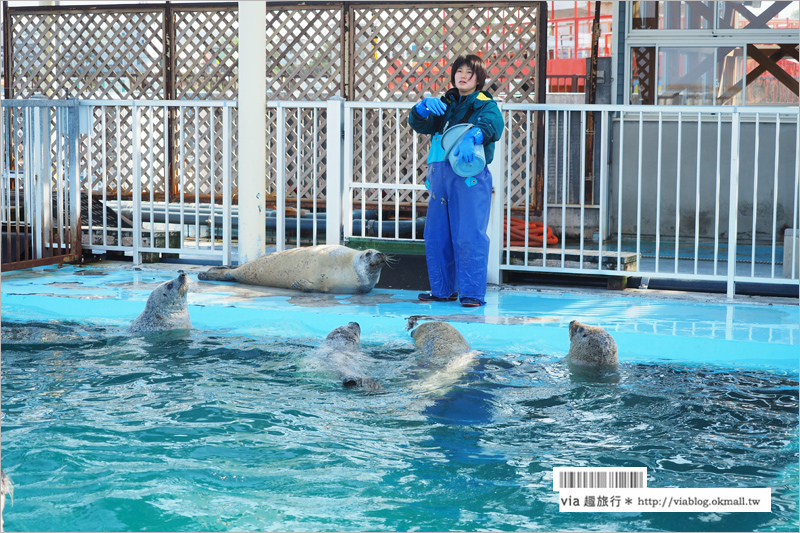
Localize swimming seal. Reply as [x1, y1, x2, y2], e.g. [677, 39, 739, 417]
[410, 321, 471, 364]
[566, 320, 618, 368]
[129, 273, 192, 333]
[198, 245, 388, 294]
[317, 322, 381, 391]
[409, 321, 475, 395]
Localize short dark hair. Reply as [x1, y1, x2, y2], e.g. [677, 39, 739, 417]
[450, 54, 487, 91]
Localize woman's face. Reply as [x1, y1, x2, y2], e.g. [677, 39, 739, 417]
[454, 65, 477, 96]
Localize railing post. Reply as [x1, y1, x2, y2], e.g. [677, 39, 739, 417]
[326, 96, 345, 246]
[487, 105, 505, 286]
[726, 110, 741, 298]
[222, 103, 232, 266]
[132, 103, 142, 265]
[67, 98, 81, 261]
[275, 103, 286, 252]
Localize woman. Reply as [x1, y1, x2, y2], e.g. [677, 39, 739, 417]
[408, 54, 504, 307]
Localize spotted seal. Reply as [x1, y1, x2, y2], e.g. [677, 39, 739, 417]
[410, 320, 472, 365]
[198, 245, 388, 294]
[566, 320, 618, 368]
[129, 273, 192, 333]
[316, 322, 381, 391]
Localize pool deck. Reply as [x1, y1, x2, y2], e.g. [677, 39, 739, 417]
[2, 260, 798, 375]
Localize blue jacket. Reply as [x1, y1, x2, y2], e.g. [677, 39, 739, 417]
[408, 88, 504, 164]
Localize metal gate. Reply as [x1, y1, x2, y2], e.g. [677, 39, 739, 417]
[1, 99, 82, 271]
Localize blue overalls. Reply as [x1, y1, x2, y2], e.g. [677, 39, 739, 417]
[409, 89, 504, 305]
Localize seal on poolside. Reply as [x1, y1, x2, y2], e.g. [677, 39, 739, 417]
[1, 470, 12, 533]
[197, 245, 388, 294]
[129, 273, 192, 333]
[316, 322, 381, 391]
[566, 320, 618, 368]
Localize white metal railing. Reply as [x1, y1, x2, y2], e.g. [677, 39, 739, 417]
[495, 103, 799, 296]
[79, 100, 234, 265]
[3, 96, 798, 297]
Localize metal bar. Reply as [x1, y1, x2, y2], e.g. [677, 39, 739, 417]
[598, 110, 608, 272]
[222, 104, 232, 266]
[102, 106, 108, 246]
[194, 107, 200, 250]
[506, 109, 513, 266]
[792, 116, 800, 280]
[296, 107, 302, 247]
[148, 106, 155, 249]
[377, 108, 383, 239]
[395, 107, 400, 239]
[561, 109, 568, 268]
[210, 106, 216, 250]
[115, 107, 122, 240]
[276, 104, 286, 251]
[713, 113, 722, 276]
[524, 109, 531, 260]
[179, 106, 186, 247]
[726, 111, 741, 298]
[132, 104, 142, 264]
[654, 111, 663, 273]
[750, 113, 760, 277]
[616, 110, 624, 271]
[694, 111, 702, 275]
[635, 111, 643, 273]
[312, 107, 318, 246]
[579, 109, 586, 266]
[674, 111, 682, 274]
[163, 104, 170, 249]
[770, 114, 781, 278]
[543, 109, 550, 262]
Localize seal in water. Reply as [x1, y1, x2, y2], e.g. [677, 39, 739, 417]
[408, 320, 475, 395]
[129, 273, 192, 333]
[1, 470, 12, 533]
[410, 320, 471, 364]
[316, 322, 381, 391]
[198, 245, 388, 294]
[566, 320, 618, 368]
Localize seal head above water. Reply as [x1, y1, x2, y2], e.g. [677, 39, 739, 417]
[198, 245, 388, 294]
[317, 322, 381, 392]
[129, 273, 192, 333]
[566, 320, 618, 368]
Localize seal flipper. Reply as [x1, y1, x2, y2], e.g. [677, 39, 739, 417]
[291, 279, 316, 292]
[197, 265, 236, 281]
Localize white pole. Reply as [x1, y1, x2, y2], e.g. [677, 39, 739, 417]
[487, 105, 505, 285]
[237, 1, 267, 264]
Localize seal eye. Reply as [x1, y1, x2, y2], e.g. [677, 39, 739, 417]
[167, 283, 174, 290]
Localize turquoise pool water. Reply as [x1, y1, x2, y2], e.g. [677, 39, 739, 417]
[1, 264, 798, 532]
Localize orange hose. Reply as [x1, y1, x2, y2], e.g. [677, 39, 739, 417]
[503, 217, 559, 246]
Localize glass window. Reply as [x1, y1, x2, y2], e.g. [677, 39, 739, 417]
[657, 47, 716, 105]
[718, 1, 800, 30]
[631, 1, 714, 30]
[717, 46, 745, 106]
[630, 47, 656, 104]
[744, 44, 800, 105]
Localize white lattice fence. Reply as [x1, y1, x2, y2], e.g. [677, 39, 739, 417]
[350, 3, 542, 101]
[9, 8, 165, 99]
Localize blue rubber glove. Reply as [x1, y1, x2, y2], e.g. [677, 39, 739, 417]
[414, 97, 447, 118]
[452, 127, 484, 164]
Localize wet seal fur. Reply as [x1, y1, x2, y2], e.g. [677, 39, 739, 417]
[129, 273, 192, 333]
[198, 245, 388, 294]
[1, 470, 12, 532]
[317, 322, 381, 392]
[410, 321, 471, 365]
[567, 320, 618, 368]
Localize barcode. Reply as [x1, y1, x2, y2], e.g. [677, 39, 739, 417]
[553, 468, 647, 491]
